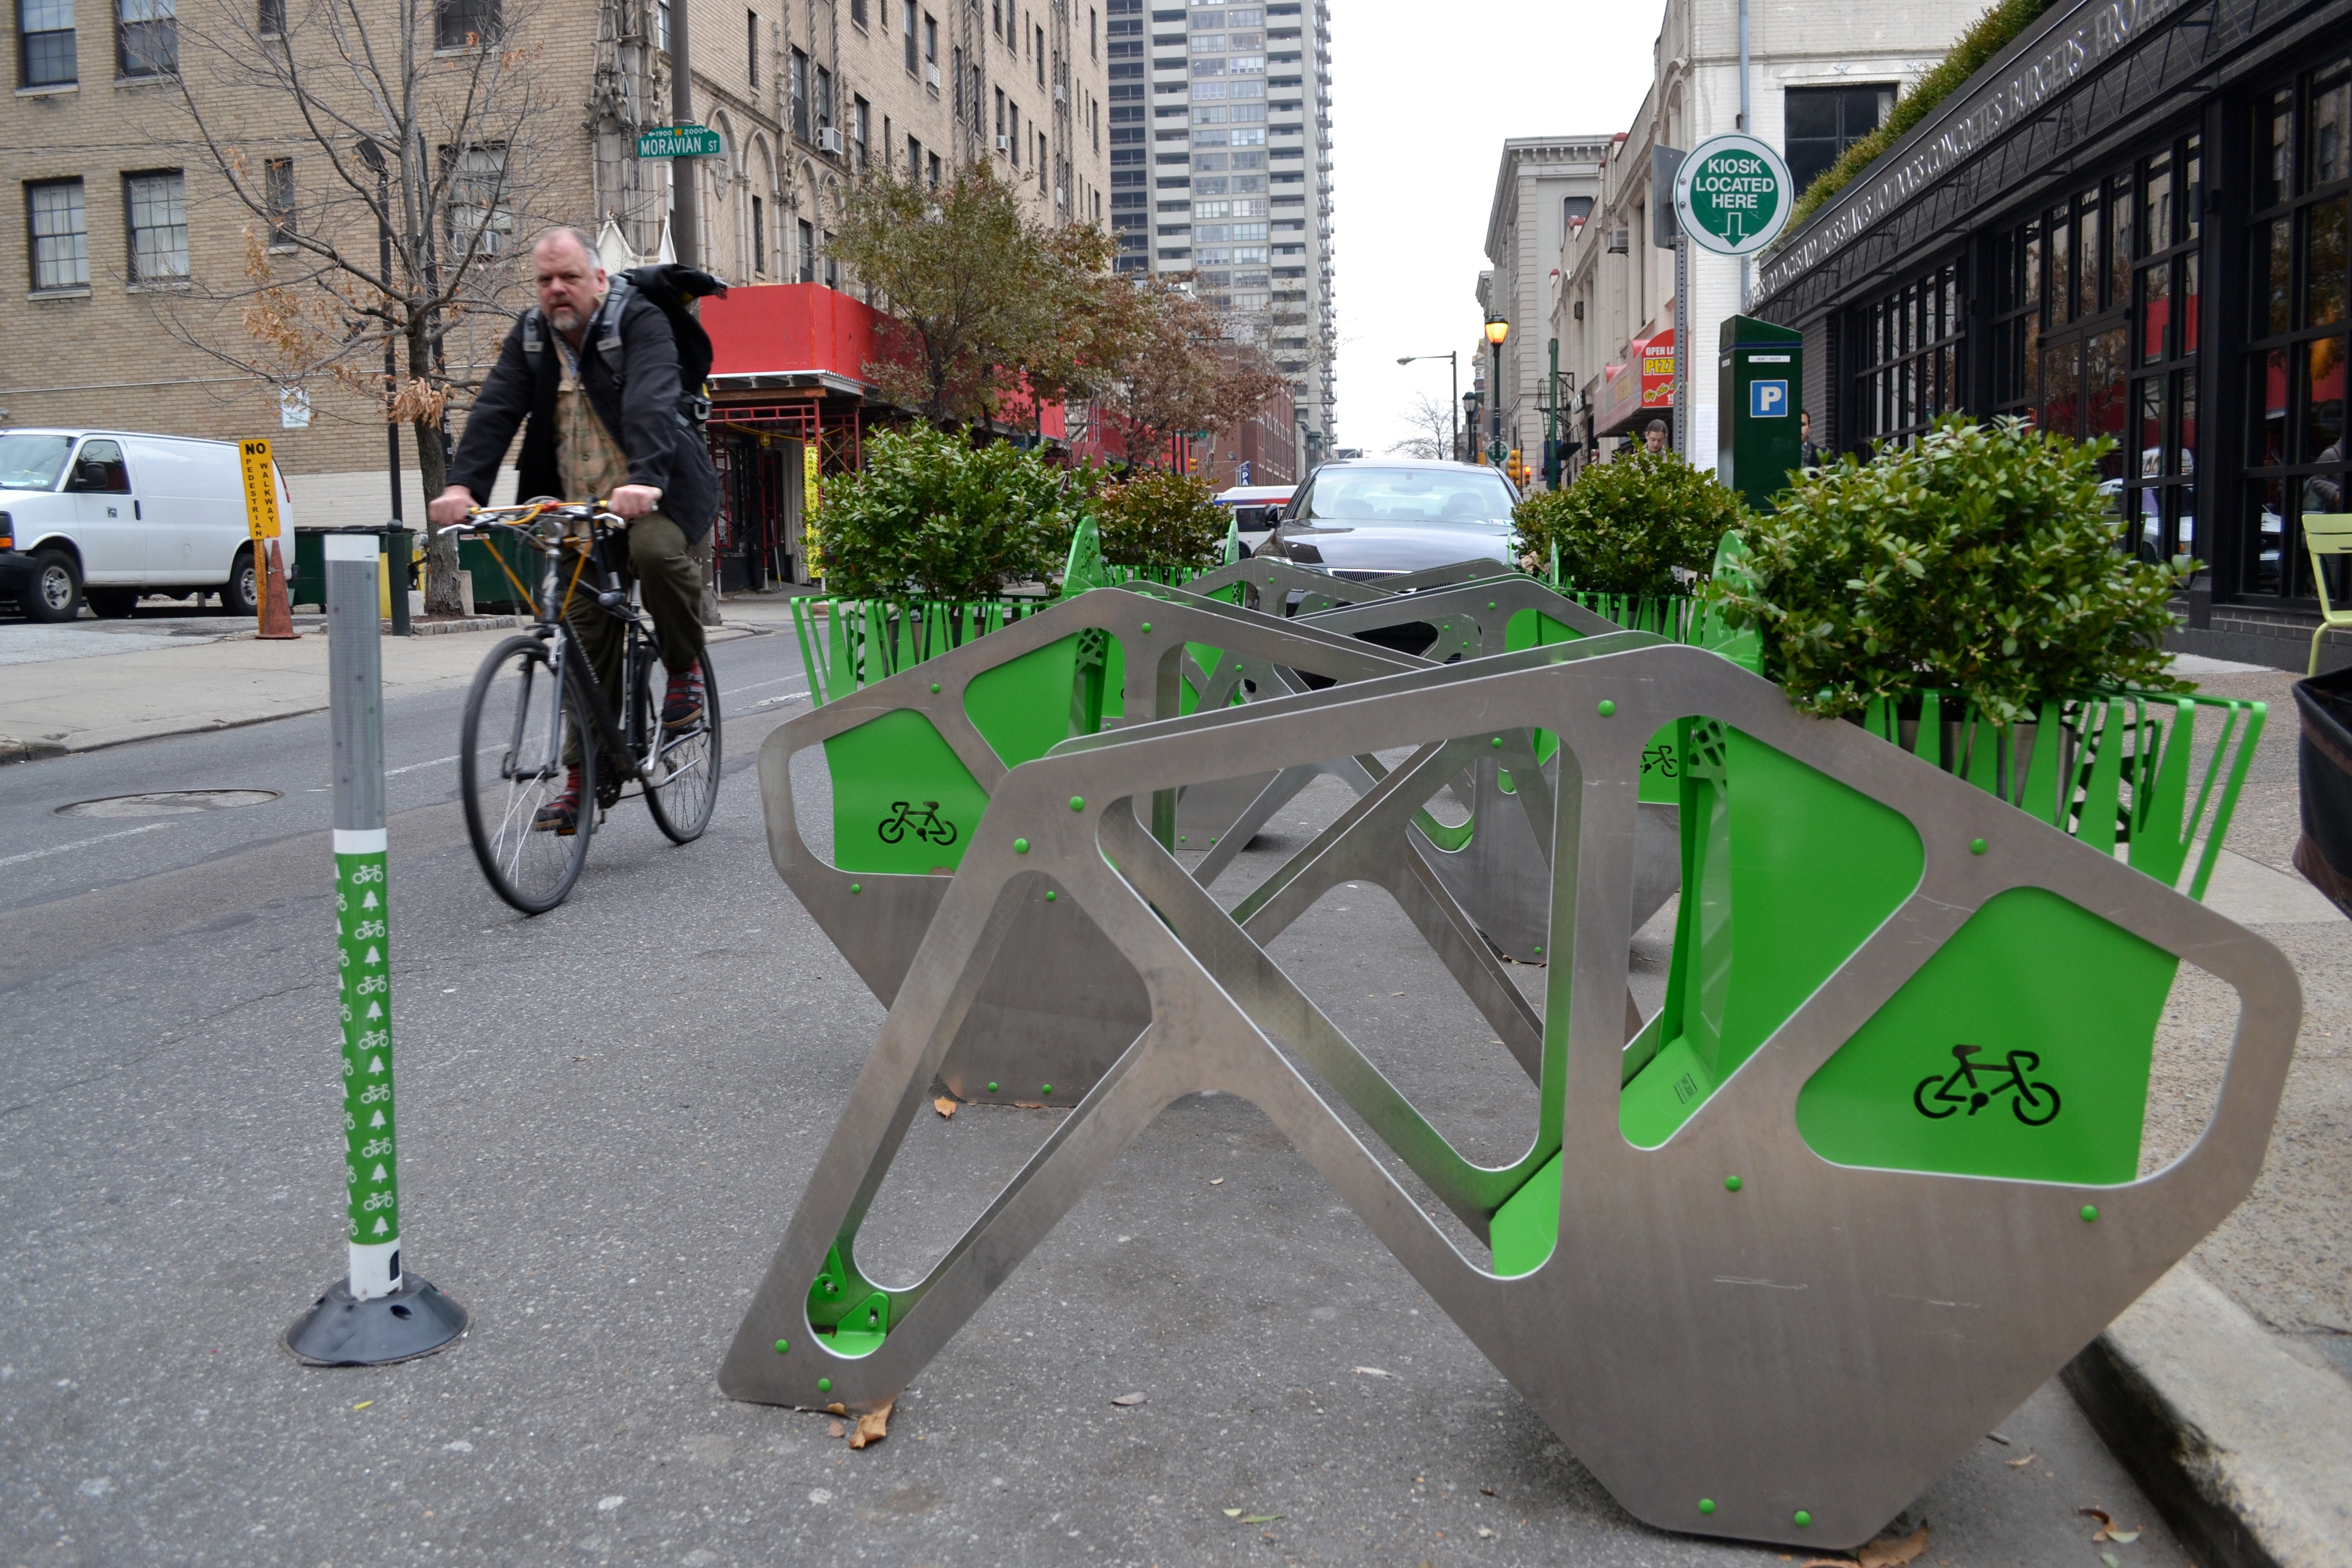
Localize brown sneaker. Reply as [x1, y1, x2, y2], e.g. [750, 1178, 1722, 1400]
[532, 767, 583, 835]
[662, 668, 705, 734]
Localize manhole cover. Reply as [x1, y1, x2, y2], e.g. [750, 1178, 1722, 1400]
[58, 789, 282, 818]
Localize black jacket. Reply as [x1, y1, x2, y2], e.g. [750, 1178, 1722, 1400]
[448, 277, 719, 543]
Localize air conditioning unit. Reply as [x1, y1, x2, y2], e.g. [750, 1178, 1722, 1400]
[1606, 228, 1630, 254]
[996, 133, 1012, 152]
[817, 126, 844, 154]
[925, 60, 941, 88]
[1054, 81, 1067, 102]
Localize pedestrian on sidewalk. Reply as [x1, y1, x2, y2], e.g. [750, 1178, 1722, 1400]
[428, 226, 722, 833]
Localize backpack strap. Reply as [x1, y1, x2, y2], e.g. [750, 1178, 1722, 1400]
[593, 273, 632, 383]
[521, 304, 545, 362]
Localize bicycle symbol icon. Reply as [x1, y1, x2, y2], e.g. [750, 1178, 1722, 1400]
[878, 800, 958, 847]
[1914, 1044, 2061, 1125]
[1640, 743, 1680, 778]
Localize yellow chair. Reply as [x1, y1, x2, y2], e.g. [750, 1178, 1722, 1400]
[2305, 512, 2352, 675]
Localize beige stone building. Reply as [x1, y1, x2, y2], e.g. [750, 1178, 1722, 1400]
[1, 0, 1111, 529]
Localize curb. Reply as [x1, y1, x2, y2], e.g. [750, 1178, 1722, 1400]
[2062, 1265, 2352, 1568]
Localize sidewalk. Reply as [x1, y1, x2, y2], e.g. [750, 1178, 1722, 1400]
[0, 606, 770, 761]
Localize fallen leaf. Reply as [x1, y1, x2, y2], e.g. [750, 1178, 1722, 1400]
[1353, 1366, 1397, 1379]
[351, 1401, 373, 1411]
[1480, 1485, 1497, 1497]
[1111, 1393, 1147, 1407]
[1014, 1100, 1045, 1109]
[1987, 1431, 2012, 1446]
[826, 1403, 847, 1416]
[847, 1398, 893, 1449]
[1241, 1514, 1283, 1524]
[2107, 1529, 2141, 1544]
[1857, 1524, 1929, 1567]
[2103, 1555, 2122, 1568]
[1475, 1526, 1496, 1538]
[1222, 1508, 1243, 1517]
[827, 1420, 845, 1438]
[1391, 991, 1406, 997]
[2078, 1508, 2142, 1545]
[2004, 1453, 2038, 1468]
[933, 1097, 957, 1119]
[1209, 1177, 1226, 1186]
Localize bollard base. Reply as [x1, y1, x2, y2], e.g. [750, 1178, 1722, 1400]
[285, 1275, 469, 1367]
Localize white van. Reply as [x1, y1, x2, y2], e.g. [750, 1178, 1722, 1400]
[0, 429, 296, 622]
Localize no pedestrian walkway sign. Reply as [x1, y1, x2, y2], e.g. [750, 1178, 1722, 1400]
[637, 124, 723, 158]
[1672, 134, 1794, 258]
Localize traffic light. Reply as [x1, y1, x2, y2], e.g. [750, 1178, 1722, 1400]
[1508, 450, 1525, 485]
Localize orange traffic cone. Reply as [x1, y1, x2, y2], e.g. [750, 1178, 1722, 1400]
[259, 536, 300, 640]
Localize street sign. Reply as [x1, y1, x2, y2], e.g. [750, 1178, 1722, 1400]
[239, 438, 281, 542]
[1672, 134, 1795, 257]
[636, 124, 723, 158]
[1750, 379, 1790, 418]
[1486, 439, 1508, 463]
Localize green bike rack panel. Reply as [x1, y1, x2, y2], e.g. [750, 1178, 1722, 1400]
[725, 635, 2299, 1553]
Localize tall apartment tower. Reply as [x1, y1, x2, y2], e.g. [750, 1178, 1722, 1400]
[1105, 0, 1333, 456]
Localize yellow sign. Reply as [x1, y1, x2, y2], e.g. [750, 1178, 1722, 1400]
[238, 438, 282, 542]
[802, 443, 823, 578]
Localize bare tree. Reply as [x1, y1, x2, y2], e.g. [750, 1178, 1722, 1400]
[1099, 281, 1290, 469]
[149, 0, 565, 612]
[1387, 392, 1457, 460]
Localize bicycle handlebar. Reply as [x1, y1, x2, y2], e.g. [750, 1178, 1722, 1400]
[434, 499, 626, 544]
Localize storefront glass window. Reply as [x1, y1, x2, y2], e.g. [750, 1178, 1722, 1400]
[1850, 260, 1966, 451]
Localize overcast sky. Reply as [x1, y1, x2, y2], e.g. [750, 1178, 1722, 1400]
[1326, 1, 1668, 456]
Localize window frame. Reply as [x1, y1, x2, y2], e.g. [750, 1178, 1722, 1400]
[263, 155, 296, 247]
[114, 0, 174, 78]
[122, 167, 189, 283]
[20, 0, 78, 86]
[26, 175, 90, 291]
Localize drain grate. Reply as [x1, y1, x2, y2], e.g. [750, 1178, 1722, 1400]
[58, 789, 282, 818]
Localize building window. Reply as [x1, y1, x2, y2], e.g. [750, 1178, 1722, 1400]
[823, 238, 838, 288]
[20, 0, 76, 86]
[849, 0, 865, 24]
[433, 0, 497, 47]
[1783, 84, 1891, 195]
[257, 0, 281, 33]
[789, 45, 808, 140]
[264, 156, 295, 246]
[27, 177, 88, 289]
[816, 64, 832, 129]
[750, 193, 765, 274]
[115, 0, 173, 75]
[124, 169, 188, 281]
[923, 11, 936, 67]
[853, 95, 870, 169]
[901, 0, 915, 72]
[746, 9, 758, 85]
[906, 132, 920, 174]
[928, 151, 941, 187]
[1852, 259, 1964, 450]
[443, 143, 512, 256]
[797, 217, 814, 282]
[655, 0, 668, 48]
[2244, 58, 2349, 602]
[1033, 21, 1043, 83]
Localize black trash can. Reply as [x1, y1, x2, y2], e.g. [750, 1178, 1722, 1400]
[2292, 662, 2352, 920]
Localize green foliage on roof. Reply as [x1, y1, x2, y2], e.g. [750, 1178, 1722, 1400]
[1781, 0, 2050, 236]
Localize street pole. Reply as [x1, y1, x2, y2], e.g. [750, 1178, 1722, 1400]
[285, 536, 466, 1366]
[1450, 352, 1458, 461]
[1490, 336, 1504, 459]
[356, 140, 410, 635]
[1673, 229, 1688, 457]
[671, 0, 698, 268]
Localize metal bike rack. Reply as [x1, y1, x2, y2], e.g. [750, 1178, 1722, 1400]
[726, 635, 2300, 1552]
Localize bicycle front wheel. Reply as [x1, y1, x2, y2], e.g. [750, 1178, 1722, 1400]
[640, 648, 722, 844]
[460, 635, 597, 914]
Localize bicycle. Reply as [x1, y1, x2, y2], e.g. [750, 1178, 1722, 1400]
[442, 500, 723, 914]
[1913, 1043, 2062, 1126]
[877, 799, 958, 847]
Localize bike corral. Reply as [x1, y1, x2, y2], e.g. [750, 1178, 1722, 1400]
[731, 534, 2292, 1552]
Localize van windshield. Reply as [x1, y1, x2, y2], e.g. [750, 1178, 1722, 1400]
[1300, 467, 1514, 527]
[0, 434, 72, 491]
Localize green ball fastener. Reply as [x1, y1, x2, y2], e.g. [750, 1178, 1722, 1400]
[1491, 737, 1504, 748]
[1014, 838, 1030, 853]
[1042, 1084, 1054, 1096]
[1970, 837, 1988, 855]
[1069, 796, 1086, 812]
[1698, 1499, 1716, 1515]
[1487, 601, 1497, 609]
[1045, 891, 1058, 901]
[1724, 1175, 1742, 1192]
[824, 1280, 838, 1294]
[774, 1338, 790, 1354]
[1179, 836, 1187, 843]
[1793, 1511, 1811, 1528]
[987, 1081, 998, 1092]
[817, 1377, 832, 1393]
[1532, 945, 1543, 954]
[1598, 699, 1616, 716]
[1140, 621, 1153, 632]
[929, 682, 941, 693]
[849, 883, 861, 894]
[2081, 1204, 2099, 1222]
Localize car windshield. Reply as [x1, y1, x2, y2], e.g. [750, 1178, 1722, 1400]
[1301, 467, 1513, 526]
[0, 434, 72, 491]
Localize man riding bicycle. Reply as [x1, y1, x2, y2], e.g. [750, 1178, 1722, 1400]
[429, 225, 722, 833]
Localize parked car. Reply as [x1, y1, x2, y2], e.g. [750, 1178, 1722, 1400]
[1255, 458, 1520, 580]
[1212, 483, 1297, 536]
[0, 429, 294, 622]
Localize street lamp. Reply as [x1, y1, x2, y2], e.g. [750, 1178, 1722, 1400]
[1483, 318, 1510, 466]
[354, 137, 410, 635]
[1398, 352, 1459, 463]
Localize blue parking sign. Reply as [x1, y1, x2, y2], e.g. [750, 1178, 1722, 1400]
[1751, 379, 1789, 418]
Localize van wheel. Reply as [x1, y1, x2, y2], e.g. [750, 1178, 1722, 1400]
[86, 589, 138, 619]
[20, 549, 82, 622]
[221, 547, 260, 618]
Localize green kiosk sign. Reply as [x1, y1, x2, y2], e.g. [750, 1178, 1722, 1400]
[1671, 134, 1793, 257]
[638, 123, 723, 158]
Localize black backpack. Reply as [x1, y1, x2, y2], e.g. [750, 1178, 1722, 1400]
[520, 263, 728, 423]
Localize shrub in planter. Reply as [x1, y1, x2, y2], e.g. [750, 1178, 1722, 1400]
[1093, 468, 1227, 573]
[813, 424, 1088, 602]
[1707, 415, 2188, 725]
[1512, 448, 1747, 596]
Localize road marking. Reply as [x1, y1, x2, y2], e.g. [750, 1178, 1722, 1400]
[721, 676, 806, 696]
[0, 821, 171, 867]
[384, 754, 459, 777]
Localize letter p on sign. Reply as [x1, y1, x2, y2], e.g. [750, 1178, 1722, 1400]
[1751, 380, 1789, 419]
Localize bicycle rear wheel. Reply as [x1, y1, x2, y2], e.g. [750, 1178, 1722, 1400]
[460, 635, 597, 913]
[639, 647, 722, 844]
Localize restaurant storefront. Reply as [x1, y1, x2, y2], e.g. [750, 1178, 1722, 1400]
[1750, 0, 2352, 668]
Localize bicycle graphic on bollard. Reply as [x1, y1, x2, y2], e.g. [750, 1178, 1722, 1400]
[1913, 1043, 2062, 1125]
[877, 800, 959, 847]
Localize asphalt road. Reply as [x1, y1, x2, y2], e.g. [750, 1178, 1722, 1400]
[1, 617, 2190, 1567]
